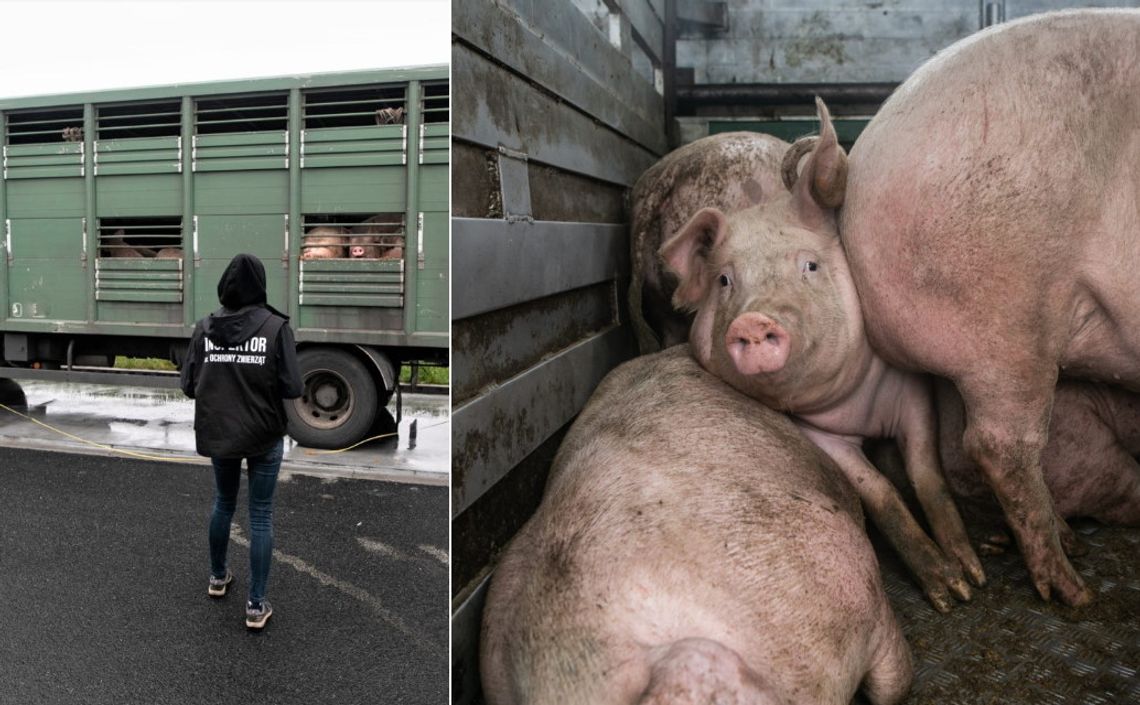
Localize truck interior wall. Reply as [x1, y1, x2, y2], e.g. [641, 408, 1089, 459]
[450, 0, 666, 701]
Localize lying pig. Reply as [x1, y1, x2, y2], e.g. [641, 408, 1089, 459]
[630, 132, 789, 354]
[481, 347, 912, 705]
[155, 248, 182, 259]
[839, 9, 1140, 605]
[661, 101, 983, 612]
[301, 226, 348, 259]
[936, 379, 1140, 526]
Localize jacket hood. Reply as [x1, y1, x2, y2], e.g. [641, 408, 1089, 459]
[217, 253, 267, 309]
[204, 254, 287, 347]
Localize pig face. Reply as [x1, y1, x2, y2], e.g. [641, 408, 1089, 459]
[660, 100, 858, 413]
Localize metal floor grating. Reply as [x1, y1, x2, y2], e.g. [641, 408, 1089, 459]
[861, 503, 1140, 705]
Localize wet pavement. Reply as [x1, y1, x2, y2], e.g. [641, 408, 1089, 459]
[0, 380, 449, 485]
[0, 445, 447, 704]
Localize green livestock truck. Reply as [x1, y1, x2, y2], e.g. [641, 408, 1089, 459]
[0, 65, 448, 449]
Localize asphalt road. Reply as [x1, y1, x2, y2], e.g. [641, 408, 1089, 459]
[0, 445, 448, 705]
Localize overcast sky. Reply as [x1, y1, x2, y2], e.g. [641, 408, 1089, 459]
[0, 0, 449, 99]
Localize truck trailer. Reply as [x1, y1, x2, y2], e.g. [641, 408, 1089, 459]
[0, 65, 448, 450]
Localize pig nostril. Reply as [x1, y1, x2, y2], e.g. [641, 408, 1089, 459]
[766, 333, 780, 344]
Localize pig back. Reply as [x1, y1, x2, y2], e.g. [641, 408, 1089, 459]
[841, 10, 1140, 378]
[481, 347, 902, 705]
[630, 133, 788, 354]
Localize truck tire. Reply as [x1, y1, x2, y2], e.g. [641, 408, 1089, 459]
[0, 378, 26, 409]
[285, 348, 378, 450]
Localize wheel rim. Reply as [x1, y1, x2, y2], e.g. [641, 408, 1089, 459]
[292, 368, 355, 430]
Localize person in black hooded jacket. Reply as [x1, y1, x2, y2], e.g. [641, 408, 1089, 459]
[180, 253, 303, 630]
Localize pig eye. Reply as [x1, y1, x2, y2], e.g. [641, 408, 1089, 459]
[718, 273, 732, 288]
[801, 260, 819, 276]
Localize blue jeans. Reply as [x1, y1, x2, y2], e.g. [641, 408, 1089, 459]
[209, 438, 283, 604]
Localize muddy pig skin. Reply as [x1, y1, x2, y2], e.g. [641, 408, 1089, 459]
[301, 226, 348, 259]
[660, 101, 982, 613]
[838, 9, 1140, 605]
[480, 347, 912, 705]
[349, 215, 403, 259]
[936, 379, 1140, 526]
[630, 132, 789, 354]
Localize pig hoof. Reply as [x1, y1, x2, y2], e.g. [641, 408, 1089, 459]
[960, 552, 987, 588]
[986, 532, 1012, 546]
[948, 576, 972, 603]
[979, 542, 1005, 556]
[927, 590, 953, 614]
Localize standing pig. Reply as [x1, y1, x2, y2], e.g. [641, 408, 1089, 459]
[481, 347, 912, 705]
[301, 226, 348, 259]
[838, 9, 1140, 605]
[630, 132, 789, 353]
[660, 101, 983, 611]
[936, 379, 1140, 527]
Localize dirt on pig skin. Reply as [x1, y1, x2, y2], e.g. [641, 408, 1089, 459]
[840, 10, 1140, 606]
[629, 132, 789, 354]
[481, 347, 913, 705]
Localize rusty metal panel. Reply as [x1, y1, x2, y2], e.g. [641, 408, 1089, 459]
[453, 44, 658, 186]
[614, 0, 665, 62]
[455, 0, 665, 155]
[452, 281, 616, 405]
[452, 218, 627, 320]
[452, 324, 632, 516]
[451, 576, 491, 705]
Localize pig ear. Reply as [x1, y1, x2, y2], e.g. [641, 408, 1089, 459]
[790, 97, 848, 226]
[659, 207, 728, 310]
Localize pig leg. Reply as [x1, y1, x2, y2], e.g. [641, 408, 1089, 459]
[957, 371, 1093, 606]
[639, 639, 772, 705]
[896, 386, 986, 587]
[800, 426, 972, 612]
[862, 605, 913, 705]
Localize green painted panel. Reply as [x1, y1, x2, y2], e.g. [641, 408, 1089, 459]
[301, 294, 402, 307]
[95, 136, 181, 176]
[96, 174, 181, 215]
[6, 179, 85, 217]
[299, 258, 403, 309]
[301, 167, 404, 212]
[95, 300, 184, 324]
[193, 214, 288, 319]
[6, 218, 86, 321]
[194, 132, 287, 173]
[304, 125, 402, 143]
[417, 164, 448, 212]
[6, 143, 83, 157]
[420, 124, 449, 165]
[195, 171, 289, 214]
[4, 142, 84, 180]
[415, 211, 447, 333]
[296, 305, 402, 333]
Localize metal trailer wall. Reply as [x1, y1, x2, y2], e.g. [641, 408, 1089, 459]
[672, 1, 1138, 144]
[675, 0, 1136, 87]
[0, 67, 449, 358]
[450, 0, 667, 701]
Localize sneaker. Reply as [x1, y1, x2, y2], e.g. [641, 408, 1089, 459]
[208, 572, 233, 598]
[246, 599, 273, 630]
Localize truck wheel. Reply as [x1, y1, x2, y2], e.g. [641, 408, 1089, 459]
[0, 379, 26, 409]
[285, 348, 378, 449]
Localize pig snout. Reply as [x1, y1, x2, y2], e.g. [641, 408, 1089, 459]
[725, 313, 790, 375]
[350, 245, 366, 258]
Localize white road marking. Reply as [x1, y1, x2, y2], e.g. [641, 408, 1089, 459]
[417, 545, 448, 565]
[356, 537, 410, 561]
[229, 525, 441, 657]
